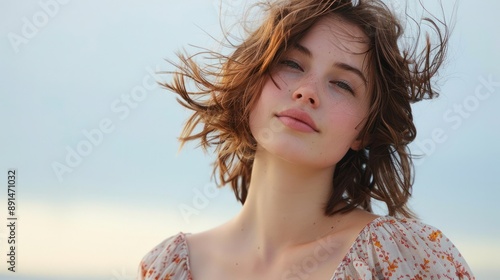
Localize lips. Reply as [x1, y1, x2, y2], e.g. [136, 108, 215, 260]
[276, 108, 319, 133]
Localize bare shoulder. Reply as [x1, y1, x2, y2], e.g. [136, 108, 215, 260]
[318, 209, 380, 255]
[185, 226, 220, 259]
[347, 208, 380, 227]
[185, 224, 234, 279]
[333, 208, 380, 236]
[185, 223, 230, 252]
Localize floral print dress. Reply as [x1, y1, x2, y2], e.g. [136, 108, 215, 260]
[138, 216, 474, 279]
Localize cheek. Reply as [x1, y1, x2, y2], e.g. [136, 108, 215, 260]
[249, 93, 271, 140]
[329, 102, 368, 131]
[249, 80, 272, 131]
[249, 102, 283, 147]
[248, 104, 261, 137]
[249, 77, 286, 129]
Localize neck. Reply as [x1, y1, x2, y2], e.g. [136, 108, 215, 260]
[230, 147, 338, 260]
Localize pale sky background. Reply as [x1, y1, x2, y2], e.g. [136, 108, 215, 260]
[0, 0, 499, 279]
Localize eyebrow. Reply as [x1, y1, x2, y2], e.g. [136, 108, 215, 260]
[334, 62, 368, 85]
[292, 43, 368, 86]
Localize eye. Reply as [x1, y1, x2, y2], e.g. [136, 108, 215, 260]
[332, 80, 355, 95]
[280, 59, 303, 71]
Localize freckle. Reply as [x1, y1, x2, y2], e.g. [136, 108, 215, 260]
[236, 262, 239, 266]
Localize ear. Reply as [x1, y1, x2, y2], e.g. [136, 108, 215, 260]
[350, 139, 364, 151]
[350, 133, 370, 151]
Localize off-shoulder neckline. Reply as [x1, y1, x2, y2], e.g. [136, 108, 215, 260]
[177, 216, 414, 277]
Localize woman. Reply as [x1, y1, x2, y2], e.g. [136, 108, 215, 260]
[139, 0, 475, 279]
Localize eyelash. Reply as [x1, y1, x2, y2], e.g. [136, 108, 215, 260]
[280, 59, 303, 71]
[332, 80, 355, 95]
[280, 59, 356, 95]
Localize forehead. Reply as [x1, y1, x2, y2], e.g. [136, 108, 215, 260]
[299, 15, 369, 58]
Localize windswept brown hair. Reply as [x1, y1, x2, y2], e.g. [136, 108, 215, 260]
[162, 0, 450, 218]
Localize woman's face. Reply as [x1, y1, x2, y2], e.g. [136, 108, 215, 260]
[249, 15, 371, 170]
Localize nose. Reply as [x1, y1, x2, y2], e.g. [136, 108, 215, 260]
[292, 82, 320, 108]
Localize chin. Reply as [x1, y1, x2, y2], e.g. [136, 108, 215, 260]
[257, 139, 342, 170]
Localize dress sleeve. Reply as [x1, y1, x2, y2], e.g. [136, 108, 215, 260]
[333, 217, 475, 280]
[137, 233, 192, 280]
